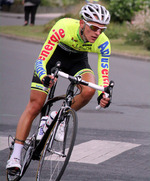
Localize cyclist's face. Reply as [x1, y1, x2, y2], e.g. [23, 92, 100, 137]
[80, 20, 106, 43]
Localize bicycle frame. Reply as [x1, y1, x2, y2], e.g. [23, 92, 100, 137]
[32, 75, 79, 160]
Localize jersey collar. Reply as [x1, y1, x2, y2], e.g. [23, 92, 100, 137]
[77, 28, 85, 43]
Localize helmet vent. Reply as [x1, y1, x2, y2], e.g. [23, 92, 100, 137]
[79, 3, 110, 25]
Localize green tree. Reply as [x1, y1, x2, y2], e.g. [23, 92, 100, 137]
[108, 0, 149, 23]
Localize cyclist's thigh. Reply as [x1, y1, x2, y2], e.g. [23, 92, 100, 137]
[70, 53, 96, 91]
[75, 70, 96, 94]
[26, 89, 47, 116]
[30, 89, 47, 106]
[77, 71, 96, 84]
[30, 72, 48, 112]
[73, 57, 96, 85]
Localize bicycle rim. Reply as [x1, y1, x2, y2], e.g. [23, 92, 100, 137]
[36, 108, 78, 181]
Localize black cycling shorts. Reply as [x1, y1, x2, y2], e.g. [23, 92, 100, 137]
[31, 45, 94, 93]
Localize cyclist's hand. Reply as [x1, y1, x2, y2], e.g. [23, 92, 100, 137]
[42, 75, 57, 88]
[97, 93, 110, 108]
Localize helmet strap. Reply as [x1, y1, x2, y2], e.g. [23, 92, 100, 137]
[81, 23, 88, 43]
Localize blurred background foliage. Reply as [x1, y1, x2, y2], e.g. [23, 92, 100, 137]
[10, 0, 150, 50]
[40, 0, 150, 50]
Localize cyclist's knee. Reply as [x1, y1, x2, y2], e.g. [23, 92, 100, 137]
[81, 87, 95, 102]
[78, 72, 96, 102]
[26, 91, 47, 116]
[27, 100, 42, 116]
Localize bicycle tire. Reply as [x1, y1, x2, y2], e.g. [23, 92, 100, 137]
[6, 135, 36, 181]
[36, 108, 78, 181]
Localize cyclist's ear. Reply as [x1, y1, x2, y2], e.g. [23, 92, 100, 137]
[80, 19, 84, 27]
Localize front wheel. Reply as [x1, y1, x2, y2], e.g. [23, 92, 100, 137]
[36, 108, 78, 181]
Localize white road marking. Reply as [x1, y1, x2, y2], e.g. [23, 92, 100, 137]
[69, 140, 140, 164]
[45, 140, 140, 164]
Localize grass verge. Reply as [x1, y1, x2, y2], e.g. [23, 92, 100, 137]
[111, 39, 150, 58]
[0, 25, 47, 41]
[0, 25, 150, 59]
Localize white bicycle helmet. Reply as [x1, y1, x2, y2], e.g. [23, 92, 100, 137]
[80, 3, 110, 25]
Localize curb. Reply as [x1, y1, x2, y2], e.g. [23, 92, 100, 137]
[0, 33, 45, 44]
[111, 52, 150, 62]
[0, 12, 64, 19]
[0, 33, 150, 62]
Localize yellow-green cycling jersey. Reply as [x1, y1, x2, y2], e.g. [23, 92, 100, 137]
[35, 18, 111, 94]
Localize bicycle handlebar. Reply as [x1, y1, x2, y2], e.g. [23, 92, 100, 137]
[57, 70, 105, 92]
[43, 70, 108, 92]
[43, 62, 114, 109]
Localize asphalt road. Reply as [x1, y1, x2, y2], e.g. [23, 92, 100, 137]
[0, 15, 150, 181]
[0, 36, 150, 181]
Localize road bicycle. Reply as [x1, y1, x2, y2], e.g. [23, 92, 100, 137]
[6, 62, 114, 181]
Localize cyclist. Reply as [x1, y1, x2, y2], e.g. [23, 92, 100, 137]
[6, 3, 111, 172]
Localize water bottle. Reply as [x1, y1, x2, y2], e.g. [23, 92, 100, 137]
[43, 111, 57, 133]
[36, 112, 57, 140]
[36, 116, 49, 140]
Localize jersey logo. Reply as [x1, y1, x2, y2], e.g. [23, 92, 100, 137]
[71, 37, 78, 42]
[98, 41, 110, 87]
[35, 59, 46, 78]
[98, 41, 110, 56]
[38, 28, 65, 61]
[71, 43, 92, 51]
[82, 44, 92, 47]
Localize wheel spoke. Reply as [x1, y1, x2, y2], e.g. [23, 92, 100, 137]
[36, 109, 77, 181]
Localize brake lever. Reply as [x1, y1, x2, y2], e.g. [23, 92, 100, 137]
[95, 80, 115, 110]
